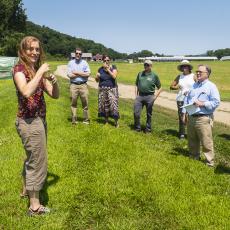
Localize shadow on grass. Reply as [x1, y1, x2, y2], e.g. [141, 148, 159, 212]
[128, 123, 135, 130]
[170, 147, 190, 157]
[218, 134, 230, 140]
[67, 117, 85, 123]
[128, 124, 150, 133]
[214, 164, 230, 174]
[67, 116, 118, 127]
[163, 129, 179, 138]
[94, 118, 118, 127]
[40, 172, 60, 205]
[95, 117, 106, 125]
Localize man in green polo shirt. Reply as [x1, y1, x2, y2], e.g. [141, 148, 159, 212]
[134, 60, 162, 133]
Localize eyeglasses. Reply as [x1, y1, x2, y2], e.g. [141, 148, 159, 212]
[196, 70, 208, 74]
[181, 65, 189, 69]
[104, 59, 110, 62]
[75, 52, 82, 55]
[144, 63, 150, 67]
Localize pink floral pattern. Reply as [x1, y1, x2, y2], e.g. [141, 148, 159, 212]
[14, 64, 46, 119]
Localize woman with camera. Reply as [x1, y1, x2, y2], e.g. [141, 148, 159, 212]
[95, 55, 119, 127]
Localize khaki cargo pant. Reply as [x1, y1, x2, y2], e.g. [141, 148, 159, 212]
[16, 117, 47, 191]
[187, 115, 214, 165]
[70, 83, 89, 121]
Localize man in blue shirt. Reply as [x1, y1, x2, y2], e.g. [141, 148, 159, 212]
[67, 48, 91, 124]
[182, 64, 220, 167]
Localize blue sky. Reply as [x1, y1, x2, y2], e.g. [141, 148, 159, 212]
[22, 0, 230, 55]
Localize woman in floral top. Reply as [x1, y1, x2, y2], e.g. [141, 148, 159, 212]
[13, 36, 59, 216]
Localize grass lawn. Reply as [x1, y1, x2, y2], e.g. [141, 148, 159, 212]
[0, 66, 230, 229]
[89, 61, 230, 101]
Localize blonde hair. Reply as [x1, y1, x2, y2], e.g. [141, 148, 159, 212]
[18, 36, 45, 78]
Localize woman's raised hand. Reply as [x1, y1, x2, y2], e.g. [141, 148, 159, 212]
[38, 63, 50, 76]
[45, 74, 57, 84]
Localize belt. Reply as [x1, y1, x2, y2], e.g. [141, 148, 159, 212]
[139, 92, 154, 96]
[71, 82, 86, 85]
[191, 114, 211, 117]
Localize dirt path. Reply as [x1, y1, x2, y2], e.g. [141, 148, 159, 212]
[55, 65, 230, 126]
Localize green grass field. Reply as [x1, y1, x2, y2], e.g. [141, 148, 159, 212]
[0, 62, 230, 229]
[89, 61, 230, 101]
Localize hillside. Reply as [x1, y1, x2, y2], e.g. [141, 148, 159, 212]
[25, 21, 126, 59]
[1, 0, 229, 59]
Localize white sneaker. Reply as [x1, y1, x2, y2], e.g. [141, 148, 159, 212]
[206, 162, 214, 167]
[83, 120, 90, 125]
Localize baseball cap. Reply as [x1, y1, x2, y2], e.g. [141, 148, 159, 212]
[144, 60, 152, 65]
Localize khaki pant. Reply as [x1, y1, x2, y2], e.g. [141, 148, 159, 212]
[16, 117, 47, 191]
[70, 83, 89, 121]
[187, 115, 214, 164]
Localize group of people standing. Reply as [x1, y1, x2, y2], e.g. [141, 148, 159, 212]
[66, 49, 221, 169]
[13, 37, 220, 216]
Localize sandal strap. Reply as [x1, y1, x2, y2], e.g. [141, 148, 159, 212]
[28, 205, 50, 216]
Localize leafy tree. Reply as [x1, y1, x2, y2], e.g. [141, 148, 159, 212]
[0, 0, 26, 55]
[139, 50, 153, 57]
[207, 50, 215, 56]
[2, 32, 25, 56]
[127, 52, 139, 60]
[127, 50, 154, 60]
[206, 48, 230, 59]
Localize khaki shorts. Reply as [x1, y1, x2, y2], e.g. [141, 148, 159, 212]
[70, 83, 89, 108]
[70, 83, 89, 120]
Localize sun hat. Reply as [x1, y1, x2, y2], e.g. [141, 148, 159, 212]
[177, 60, 193, 71]
[144, 60, 152, 65]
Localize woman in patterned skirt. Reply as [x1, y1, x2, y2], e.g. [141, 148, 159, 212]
[95, 55, 119, 127]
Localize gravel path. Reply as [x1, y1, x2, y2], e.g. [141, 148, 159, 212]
[55, 65, 230, 126]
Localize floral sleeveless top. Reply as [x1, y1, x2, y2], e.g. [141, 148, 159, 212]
[14, 64, 46, 119]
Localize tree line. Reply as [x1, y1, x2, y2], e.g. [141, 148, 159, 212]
[0, 0, 229, 60]
[0, 0, 127, 59]
[206, 49, 230, 59]
[0, 0, 26, 56]
[26, 21, 127, 60]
